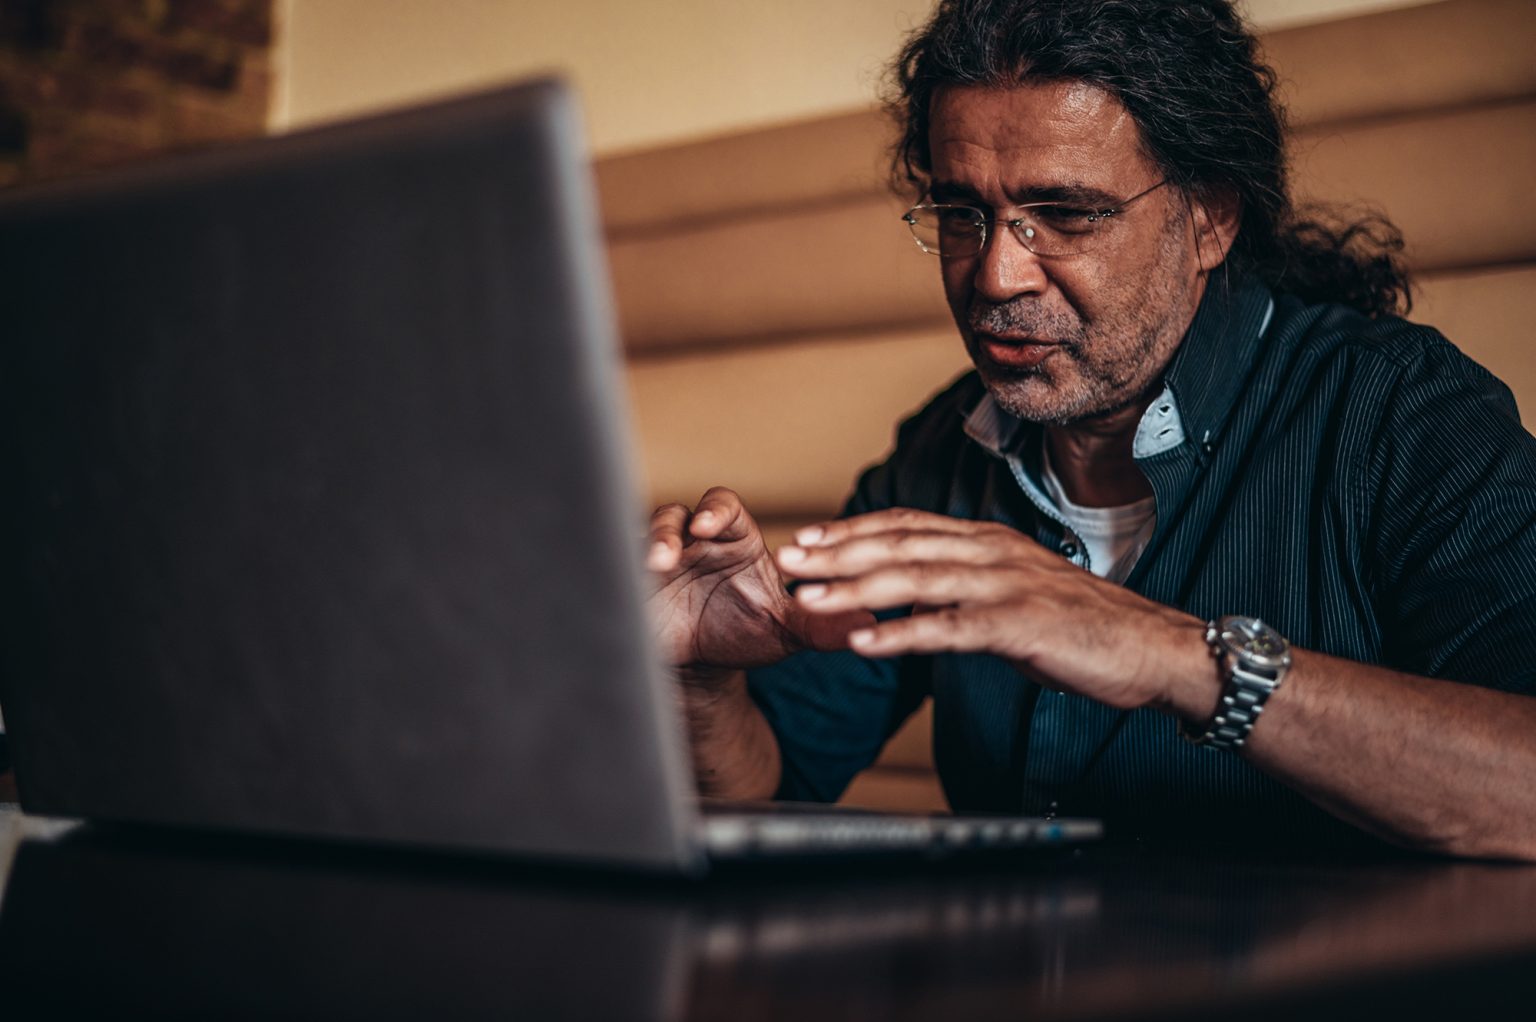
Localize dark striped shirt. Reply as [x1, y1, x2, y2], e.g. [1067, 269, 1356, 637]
[747, 273, 1536, 845]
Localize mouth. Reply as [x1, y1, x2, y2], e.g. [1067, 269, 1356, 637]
[973, 331, 1062, 371]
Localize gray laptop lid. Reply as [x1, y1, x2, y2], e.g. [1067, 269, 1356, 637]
[0, 79, 701, 872]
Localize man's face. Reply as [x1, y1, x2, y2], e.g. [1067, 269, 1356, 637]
[927, 81, 1214, 425]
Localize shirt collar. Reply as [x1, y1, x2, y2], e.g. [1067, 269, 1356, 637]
[961, 384, 1025, 456]
[1158, 271, 1276, 455]
[962, 272, 1276, 460]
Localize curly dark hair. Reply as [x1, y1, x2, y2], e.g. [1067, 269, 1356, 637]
[886, 0, 1412, 317]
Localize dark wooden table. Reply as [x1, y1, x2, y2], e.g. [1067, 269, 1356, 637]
[3, 804, 1535, 1020]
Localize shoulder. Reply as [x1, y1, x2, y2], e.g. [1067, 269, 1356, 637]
[1271, 293, 1514, 402]
[1259, 293, 1525, 454]
[1266, 294, 1536, 520]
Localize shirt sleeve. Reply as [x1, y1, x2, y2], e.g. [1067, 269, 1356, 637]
[1367, 337, 1536, 693]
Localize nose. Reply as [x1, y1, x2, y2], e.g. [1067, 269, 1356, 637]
[972, 218, 1048, 303]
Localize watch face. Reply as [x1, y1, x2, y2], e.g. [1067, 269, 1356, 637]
[1217, 616, 1291, 669]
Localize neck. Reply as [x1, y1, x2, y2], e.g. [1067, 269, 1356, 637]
[1045, 394, 1156, 508]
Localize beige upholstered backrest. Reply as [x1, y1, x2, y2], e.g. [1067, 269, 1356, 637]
[597, 0, 1536, 809]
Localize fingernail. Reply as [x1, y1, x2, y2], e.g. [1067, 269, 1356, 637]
[778, 546, 806, 565]
[694, 511, 715, 527]
[647, 542, 669, 566]
[849, 629, 875, 646]
[795, 526, 824, 546]
[797, 584, 827, 602]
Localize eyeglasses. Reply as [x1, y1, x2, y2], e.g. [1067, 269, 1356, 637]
[900, 180, 1168, 258]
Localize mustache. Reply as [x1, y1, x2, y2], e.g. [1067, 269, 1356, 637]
[967, 300, 1084, 344]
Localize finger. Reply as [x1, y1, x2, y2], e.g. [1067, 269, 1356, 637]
[846, 607, 993, 657]
[689, 486, 755, 542]
[646, 503, 692, 571]
[787, 606, 880, 653]
[777, 529, 1000, 579]
[795, 563, 1014, 614]
[795, 508, 996, 548]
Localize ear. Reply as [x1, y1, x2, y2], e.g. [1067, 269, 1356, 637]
[1190, 186, 1241, 273]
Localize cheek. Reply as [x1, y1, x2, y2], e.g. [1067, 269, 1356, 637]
[1040, 264, 1101, 323]
[940, 259, 975, 316]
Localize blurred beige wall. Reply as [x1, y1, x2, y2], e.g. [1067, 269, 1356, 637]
[275, 0, 1438, 155]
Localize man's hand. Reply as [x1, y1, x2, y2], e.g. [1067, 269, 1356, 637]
[646, 487, 875, 682]
[774, 508, 1536, 859]
[777, 508, 1210, 713]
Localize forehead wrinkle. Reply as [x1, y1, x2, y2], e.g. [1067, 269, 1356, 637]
[931, 177, 1125, 209]
[928, 82, 1156, 203]
[934, 80, 1124, 136]
[930, 136, 1131, 204]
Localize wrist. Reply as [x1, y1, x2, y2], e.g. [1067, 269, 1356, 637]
[676, 663, 740, 687]
[676, 667, 749, 719]
[1153, 615, 1224, 723]
[676, 668, 750, 754]
[673, 667, 779, 799]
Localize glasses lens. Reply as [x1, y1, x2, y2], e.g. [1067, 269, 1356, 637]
[905, 206, 985, 257]
[1011, 206, 1101, 256]
[903, 203, 1119, 257]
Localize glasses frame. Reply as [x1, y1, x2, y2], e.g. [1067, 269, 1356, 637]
[901, 179, 1169, 258]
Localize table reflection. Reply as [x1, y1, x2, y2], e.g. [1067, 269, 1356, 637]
[2, 822, 1535, 1019]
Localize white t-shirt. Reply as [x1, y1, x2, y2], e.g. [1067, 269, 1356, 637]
[1040, 446, 1156, 585]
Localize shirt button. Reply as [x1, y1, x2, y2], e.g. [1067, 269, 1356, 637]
[1060, 541, 1079, 559]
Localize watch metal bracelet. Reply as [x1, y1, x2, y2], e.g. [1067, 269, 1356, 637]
[1179, 617, 1290, 750]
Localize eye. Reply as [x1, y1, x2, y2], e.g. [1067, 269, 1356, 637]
[936, 206, 984, 227]
[1032, 205, 1103, 233]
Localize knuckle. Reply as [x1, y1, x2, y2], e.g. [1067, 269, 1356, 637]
[917, 560, 953, 588]
[978, 563, 1011, 587]
[936, 606, 968, 628]
[911, 608, 965, 651]
[979, 522, 1014, 545]
[648, 504, 685, 525]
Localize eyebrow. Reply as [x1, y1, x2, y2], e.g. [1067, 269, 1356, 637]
[927, 179, 1126, 208]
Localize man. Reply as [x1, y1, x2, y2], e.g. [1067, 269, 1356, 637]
[646, 0, 1536, 858]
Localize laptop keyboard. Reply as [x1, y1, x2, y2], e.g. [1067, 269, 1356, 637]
[701, 811, 1100, 860]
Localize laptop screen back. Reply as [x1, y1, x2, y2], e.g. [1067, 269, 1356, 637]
[0, 80, 699, 872]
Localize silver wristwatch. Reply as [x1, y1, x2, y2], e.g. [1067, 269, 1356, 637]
[1178, 615, 1292, 750]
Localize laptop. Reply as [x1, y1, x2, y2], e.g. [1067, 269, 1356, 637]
[0, 78, 1099, 873]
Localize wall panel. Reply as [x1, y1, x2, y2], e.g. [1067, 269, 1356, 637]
[1416, 264, 1536, 420]
[628, 328, 971, 515]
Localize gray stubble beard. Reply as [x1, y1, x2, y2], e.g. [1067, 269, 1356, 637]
[967, 215, 1201, 427]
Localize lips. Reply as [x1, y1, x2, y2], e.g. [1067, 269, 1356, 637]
[975, 332, 1061, 371]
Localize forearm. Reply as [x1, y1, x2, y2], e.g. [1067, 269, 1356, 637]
[1163, 644, 1536, 860]
[678, 668, 781, 800]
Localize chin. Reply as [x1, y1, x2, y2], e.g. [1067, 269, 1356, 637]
[975, 365, 1076, 424]
[980, 369, 1132, 427]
